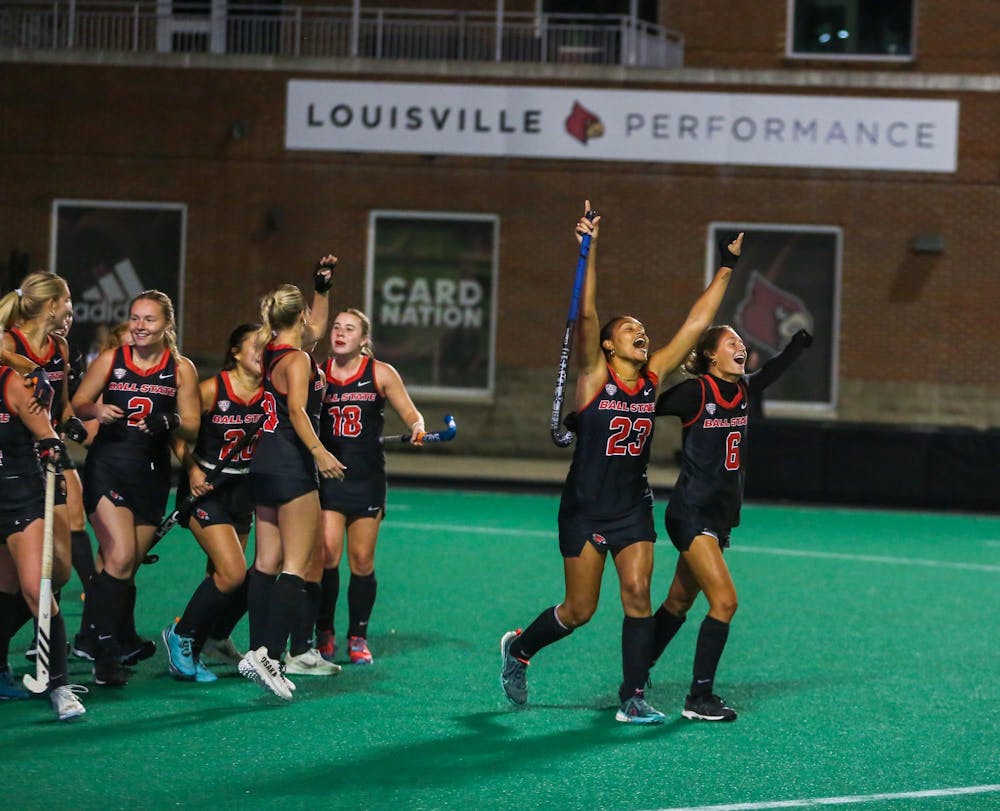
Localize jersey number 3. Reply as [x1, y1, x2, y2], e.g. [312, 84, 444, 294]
[606, 417, 652, 456]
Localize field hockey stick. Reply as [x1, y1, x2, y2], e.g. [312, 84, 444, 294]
[143, 424, 262, 564]
[23, 461, 57, 694]
[380, 414, 457, 445]
[551, 209, 598, 447]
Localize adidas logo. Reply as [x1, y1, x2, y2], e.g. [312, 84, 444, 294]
[73, 259, 145, 323]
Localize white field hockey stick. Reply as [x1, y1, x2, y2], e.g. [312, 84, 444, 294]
[23, 461, 57, 694]
[381, 414, 457, 445]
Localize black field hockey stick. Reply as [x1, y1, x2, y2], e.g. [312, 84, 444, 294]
[550, 208, 598, 447]
[380, 414, 457, 445]
[143, 424, 263, 564]
[23, 461, 57, 694]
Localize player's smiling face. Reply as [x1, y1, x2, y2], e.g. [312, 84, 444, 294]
[129, 299, 168, 347]
[330, 312, 366, 356]
[612, 318, 649, 362]
[711, 328, 747, 378]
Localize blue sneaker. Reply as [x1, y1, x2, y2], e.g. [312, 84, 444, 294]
[615, 692, 666, 725]
[162, 621, 197, 679]
[0, 667, 30, 700]
[193, 656, 218, 683]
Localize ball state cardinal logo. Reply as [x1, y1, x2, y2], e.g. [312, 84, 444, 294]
[735, 271, 814, 354]
[565, 101, 604, 145]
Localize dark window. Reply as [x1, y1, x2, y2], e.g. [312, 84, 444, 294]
[791, 0, 914, 57]
[543, 1, 658, 25]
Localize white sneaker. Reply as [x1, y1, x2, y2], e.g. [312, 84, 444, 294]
[237, 647, 293, 700]
[201, 637, 243, 665]
[50, 684, 88, 721]
[283, 648, 342, 676]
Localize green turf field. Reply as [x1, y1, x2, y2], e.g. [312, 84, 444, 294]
[3, 488, 998, 811]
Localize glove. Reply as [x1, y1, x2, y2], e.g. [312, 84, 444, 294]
[718, 237, 741, 269]
[314, 258, 337, 293]
[35, 437, 66, 471]
[791, 328, 814, 349]
[562, 411, 579, 433]
[27, 367, 54, 410]
[58, 416, 88, 444]
[145, 412, 180, 436]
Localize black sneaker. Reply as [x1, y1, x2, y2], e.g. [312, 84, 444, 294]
[682, 692, 737, 722]
[72, 632, 97, 662]
[93, 654, 129, 687]
[120, 636, 156, 666]
[500, 630, 528, 706]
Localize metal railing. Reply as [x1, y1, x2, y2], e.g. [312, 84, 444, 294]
[0, 2, 684, 67]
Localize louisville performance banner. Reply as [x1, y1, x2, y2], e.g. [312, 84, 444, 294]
[707, 224, 840, 412]
[365, 211, 498, 399]
[50, 200, 187, 360]
[287, 80, 958, 173]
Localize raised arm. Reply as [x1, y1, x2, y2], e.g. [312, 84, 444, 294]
[303, 254, 336, 347]
[647, 233, 743, 382]
[572, 200, 607, 407]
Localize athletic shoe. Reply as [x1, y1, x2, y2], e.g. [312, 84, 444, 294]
[682, 693, 737, 722]
[315, 629, 337, 662]
[193, 657, 218, 683]
[0, 667, 30, 700]
[162, 621, 197, 679]
[283, 648, 342, 676]
[615, 693, 666, 725]
[347, 636, 373, 665]
[237, 647, 293, 700]
[200, 636, 243, 665]
[120, 635, 156, 666]
[93, 654, 128, 687]
[72, 632, 96, 662]
[500, 629, 528, 706]
[49, 684, 88, 721]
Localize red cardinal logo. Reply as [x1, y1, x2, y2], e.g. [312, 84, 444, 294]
[735, 271, 814, 354]
[565, 101, 604, 145]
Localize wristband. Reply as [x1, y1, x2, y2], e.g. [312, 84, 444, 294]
[718, 239, 740, 269]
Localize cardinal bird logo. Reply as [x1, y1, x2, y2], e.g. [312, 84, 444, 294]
[735, 271, 814, 354]
[565, 101, 604, 145]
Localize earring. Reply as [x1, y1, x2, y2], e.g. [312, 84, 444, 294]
[711, 359, 717, 366]
[609, 348, 616, 358]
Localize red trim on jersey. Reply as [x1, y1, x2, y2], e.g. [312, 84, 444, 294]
[122, 344, 170, 376]
[219, 370, 264, 406]
[703, 374, 745, 410]
[9, 328, 55, 366]
[608, 364, 650, 396]
[324, 354, 369, 386]
[681, 378, 707, 428]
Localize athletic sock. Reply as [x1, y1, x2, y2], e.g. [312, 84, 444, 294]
[347, 571, 376, 639]
[651, 605, 686, 665]
[210, 576, 248, 641]
[89, 571, 130, 656]
[46, 612, 69, 690]
[512, 605, 573, 661]
[690, 615, 730, 697]
[176, 576, 229, 647]
[246, 567, 277, 652]
[0, 591, 32, 668]
[289, 581, 320, 657]
[70, 530, 97, 589]
[118, 582, 140, 644]
[262, 572, 307, 661]
[316, 566, 339, 634]
[620, 615, 656, 702]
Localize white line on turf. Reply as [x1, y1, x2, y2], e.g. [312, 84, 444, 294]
[387, 521, 1000, 571]
[642, 783, 1000, 811]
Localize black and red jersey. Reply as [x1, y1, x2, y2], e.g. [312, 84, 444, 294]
[193, 371, 265, 473]
[0, 366, 40, 476]
[319, 355, 386, 483]
[7, 327, 65, 422]
[560, 365, 658, 522]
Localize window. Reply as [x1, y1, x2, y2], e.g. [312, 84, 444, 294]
[789, 0, 914, 59]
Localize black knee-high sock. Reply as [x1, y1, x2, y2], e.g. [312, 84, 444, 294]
[262, 573, 307, 661]
[210, 576, 248, 641]
[247, 567, 277, 651]
[0, 591, 33, 669]
[690, 616, 730, 697]
[620, 615, 656, 702]
[347, 572, 377, 639]
[651, 605, 687, 666]
[71, 530, 97, 590]
[289, 581, 320, 657]
[86, 571, 129, 656]
[316, 567, 339, 633]
[511, 605, 573, 661]
[118, 582, 139, 643]
[46, 612, 69, 690]
[176, 576, 229, 650]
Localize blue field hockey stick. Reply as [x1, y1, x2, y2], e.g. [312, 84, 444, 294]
[381, 414, 457, 445]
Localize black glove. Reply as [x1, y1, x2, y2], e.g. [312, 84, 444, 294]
[718, 237, 741, 269]
[58, 416, 88, 444]
[791, 328, 814, 349]
[35, 437, 66, 471]
[27, 367, 54, 410]
[563, 411, 579, 433]
[145, 412, 180, 436]
[314, 258, 337, 293]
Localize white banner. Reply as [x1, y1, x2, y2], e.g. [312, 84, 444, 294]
[286, 80, 958, 173]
